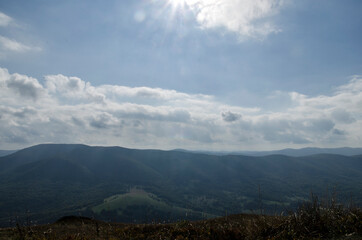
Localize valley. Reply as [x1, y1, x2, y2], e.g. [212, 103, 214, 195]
[0, 144, 361, 227]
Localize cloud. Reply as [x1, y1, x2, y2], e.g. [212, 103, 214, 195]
[7, 75, 44, 100]
[89, 112, 118, 129]
[336, 75, 362, 93]
[331, 109, 355, 124]
[222, 111, 241, 122]
[98, 84, 210, 102]
[0, 12, 12, 27]
[45, 74, 105, 103]
[333, 129, 345, 136]
[0, 106, 37, 119]
[182, 0, 285, 39]
[0, 68, 44, 100]
[0, 67, 362, 150]
[0, 36, 36, 52]
[0, 12, 41, 55]
[46, 74, 86, 93]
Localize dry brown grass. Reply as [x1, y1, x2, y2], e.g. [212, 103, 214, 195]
[0, 197, 360, 240]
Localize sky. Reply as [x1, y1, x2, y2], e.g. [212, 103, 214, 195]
[0, 0, 361, 151]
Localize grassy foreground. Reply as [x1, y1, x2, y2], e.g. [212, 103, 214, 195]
[0, 197, 361, 240]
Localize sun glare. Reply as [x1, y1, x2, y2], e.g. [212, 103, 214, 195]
[169, 0, 186, 8]
[167, 0, 188, 12]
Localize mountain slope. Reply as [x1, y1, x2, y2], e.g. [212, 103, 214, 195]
[0, 150, 17, 157]
[189, 147, 362, 157]
[242, 147, 362, 157]
[0, 144, 361, 227]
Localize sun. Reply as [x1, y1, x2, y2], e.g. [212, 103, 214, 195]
[168, 0, 187, 8]
[167, 0, 188, 13]
[161, 0, 196, 26]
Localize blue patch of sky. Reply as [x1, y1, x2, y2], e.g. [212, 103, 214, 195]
[0, 0, 361, 107]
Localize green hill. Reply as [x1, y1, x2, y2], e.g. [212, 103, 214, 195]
[0, 144, 361, 227]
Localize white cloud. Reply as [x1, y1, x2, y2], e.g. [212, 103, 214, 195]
[182, 0, 285, 39]
[0, 67, 361, 150]
[336, 75, 362, 93]
[0, 12, 41, 55]
[0, 12, 12, 27]
[0, 68, 44, 100]
[0, 36, 36, 52]
[46, 74, 86, 93]
[45, 74, 105, 103]
[331, 109, 355, 124]
[98, 85, 194, 100]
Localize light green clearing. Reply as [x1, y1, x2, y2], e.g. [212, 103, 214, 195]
[92, 190, 168, 213]
[92, 188, 218, 219]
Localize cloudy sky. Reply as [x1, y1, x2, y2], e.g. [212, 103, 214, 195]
[0, 0, 361, 151]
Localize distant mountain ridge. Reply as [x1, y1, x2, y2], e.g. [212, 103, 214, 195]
[2, 146, 362, 158]
[237, 147, 362, 156]
[0, 144, 361, 227]
[178, 147, 362, 157]
[0, 150, 17, 157]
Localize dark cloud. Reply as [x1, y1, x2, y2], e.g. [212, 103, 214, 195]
[90, 119, 109, 129]
[89, 113, 114, 129]
[114, 108, 191, 123]
[333, 129, 345, 135]
[13, 107, 37, 118]
[222, 111, 241, 122]
[7, 74, 43, 100]
[132, 120, 143, 127]
[307, 119, 335, 132]
[331, 109, 355, 124]
[71, 117, 85, 127]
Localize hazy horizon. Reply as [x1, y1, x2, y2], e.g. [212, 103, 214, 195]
[1, 143, 362, 154]
[0, 0, 361, 151]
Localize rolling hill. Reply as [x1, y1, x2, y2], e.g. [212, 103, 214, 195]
[0, 144, 361, 227]
[0, 150, 17, 157]
[184, 147, 362, 157]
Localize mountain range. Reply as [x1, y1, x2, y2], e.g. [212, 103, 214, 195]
[0, 150, 17, 157]
[3, 146, 362, 158]
[0, 144, 361, 227]
[177, 147, 362, 157]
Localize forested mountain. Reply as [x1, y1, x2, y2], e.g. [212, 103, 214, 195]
[0, 150, 17, 157]
[237, 147, 362, 157]
[0, 144, 361, 227]
[185, 147, 362, 157]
